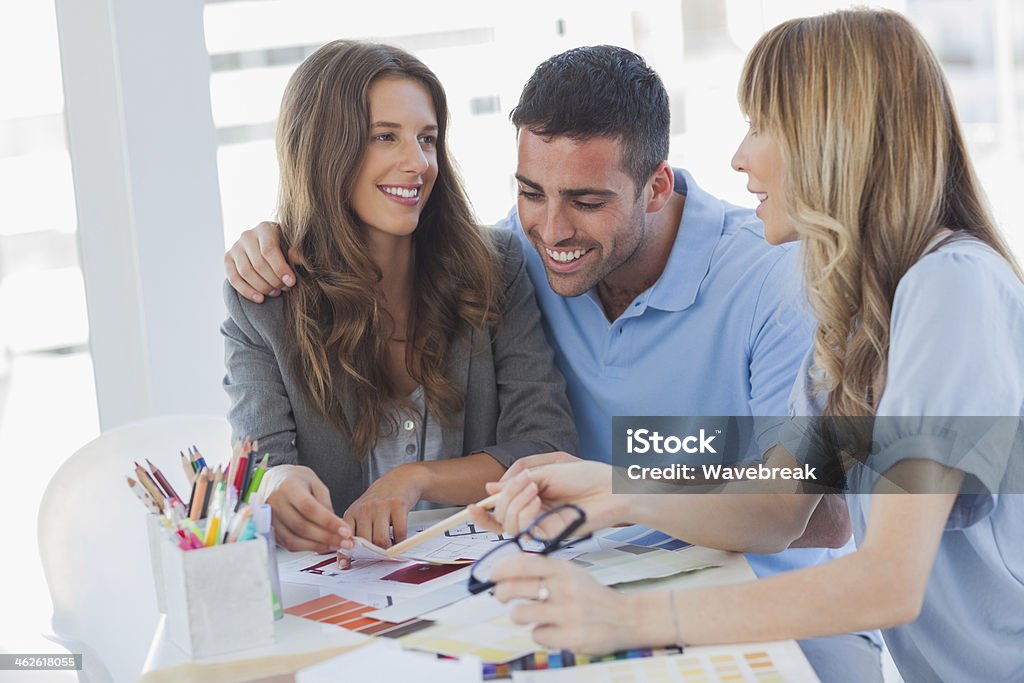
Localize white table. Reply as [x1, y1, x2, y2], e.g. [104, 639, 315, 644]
[142, 509, 819, 682]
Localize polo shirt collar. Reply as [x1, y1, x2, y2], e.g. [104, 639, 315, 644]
[646, 168, 725, 312]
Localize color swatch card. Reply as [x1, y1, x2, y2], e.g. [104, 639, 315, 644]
[510, 646, 819, 682]
[569, 544, 718, 586]
[277, 553, 417, 604]
[285, 593, 437, 639]
[480, 647, 681, 679]
[529, 525, 719, 587]
[598, 525, 693, 551]
[382, 561, 470, 584]
[278, 549, 474, 603]
[398, 613, 540, 664]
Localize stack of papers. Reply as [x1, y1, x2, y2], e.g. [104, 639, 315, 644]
[280, 523, 721, 672]
[278, 524, 716, 623]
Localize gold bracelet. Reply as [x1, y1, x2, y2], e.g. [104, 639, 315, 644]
[669, 590, 685, 649]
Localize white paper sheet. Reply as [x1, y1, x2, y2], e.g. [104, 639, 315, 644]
[364, 581, 473, 623]
[342, 519, 506, 562]
[296, 640, 481, 683]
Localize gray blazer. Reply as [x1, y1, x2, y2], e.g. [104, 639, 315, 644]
[221, 230, 577, 513]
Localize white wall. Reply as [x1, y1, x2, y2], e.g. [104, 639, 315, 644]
[55, 0, 227, 429]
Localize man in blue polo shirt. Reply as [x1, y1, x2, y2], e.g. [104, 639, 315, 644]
[508, 150, 802, 466]
[222, 45, 881, 683]
[495, 49, 880, 681]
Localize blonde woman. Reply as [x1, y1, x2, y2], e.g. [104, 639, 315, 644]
[481, 11, 1023, 681]
[222, 41, 576, 553]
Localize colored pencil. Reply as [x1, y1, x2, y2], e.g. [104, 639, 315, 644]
[232, 450, 249, 495]
[126, 476, 160, 513]
[191, 445, 208, 472]
[180, 450, 197, 485]
[204, 516, 220, 546]
[226, 506, 253, 543]
[146, 458, 182, 504]
[244, 453, 270, 502]
[134, 462, 167, 512]
[200, 468, 215, 518]
[189, 467, 210, 521]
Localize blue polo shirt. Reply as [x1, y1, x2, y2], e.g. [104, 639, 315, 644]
[497, 168, 860, 581]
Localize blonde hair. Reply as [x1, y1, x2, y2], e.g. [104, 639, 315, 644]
[276, 41, 500, 457]
[738, 9, 1022, 416]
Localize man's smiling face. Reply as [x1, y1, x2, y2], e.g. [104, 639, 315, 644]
[515, 130, 648, 297]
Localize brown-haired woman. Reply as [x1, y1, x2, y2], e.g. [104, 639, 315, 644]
[221, 41, 576, 554]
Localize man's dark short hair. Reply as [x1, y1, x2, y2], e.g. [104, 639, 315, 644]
[511, 45, 670, 195]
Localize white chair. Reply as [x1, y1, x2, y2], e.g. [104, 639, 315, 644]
[38, 414, 232, 683]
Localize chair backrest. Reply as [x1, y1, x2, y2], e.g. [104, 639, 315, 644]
[38, 414, 232, 683]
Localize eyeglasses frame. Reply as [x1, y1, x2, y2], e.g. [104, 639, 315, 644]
[467, 503, 588, 594]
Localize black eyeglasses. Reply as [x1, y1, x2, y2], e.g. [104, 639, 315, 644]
[468, 504, 588, 594]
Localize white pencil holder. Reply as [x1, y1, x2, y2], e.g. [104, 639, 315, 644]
[148, 516, 276, 658]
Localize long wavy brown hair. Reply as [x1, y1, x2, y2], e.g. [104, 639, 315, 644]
[275, 41, 500, 458]
[739, 9, 1022, 417]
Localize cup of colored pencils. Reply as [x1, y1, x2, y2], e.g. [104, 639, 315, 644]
[127, 437, 271, 551]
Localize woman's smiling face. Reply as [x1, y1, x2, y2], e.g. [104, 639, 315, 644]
[350, 77, 439, 248]
[731, 122, 795, 245]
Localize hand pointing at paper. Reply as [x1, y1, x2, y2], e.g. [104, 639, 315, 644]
[469, 461, 625, 537]
[260, 464, 354, 553]
[342, 464, 424, 549]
